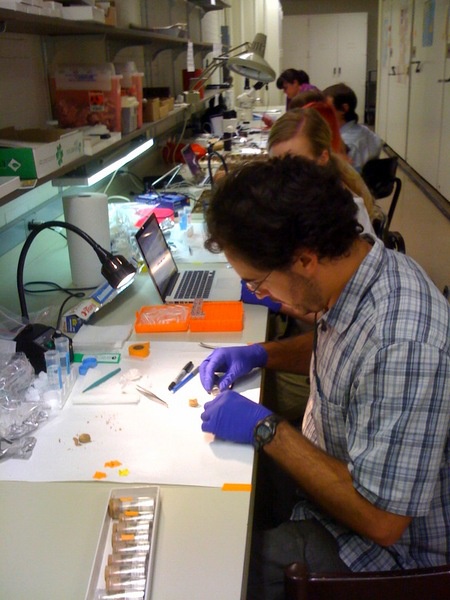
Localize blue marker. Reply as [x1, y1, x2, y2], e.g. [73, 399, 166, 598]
[171, 366, 199, 393]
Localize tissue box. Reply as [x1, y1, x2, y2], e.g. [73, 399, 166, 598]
[62, 279, 132, 334]
[0, 127, 83, 180]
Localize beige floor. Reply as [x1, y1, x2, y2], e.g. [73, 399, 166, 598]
[377, 154, 450, 294]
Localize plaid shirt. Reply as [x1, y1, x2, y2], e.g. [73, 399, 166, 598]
[293, 238, 450, 571]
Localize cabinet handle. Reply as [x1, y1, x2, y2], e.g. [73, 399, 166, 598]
[437, 77, 450, 82]
[338, 67, 341, 75]
[410, 60, 422, 73]
[333, 67, 336, 75]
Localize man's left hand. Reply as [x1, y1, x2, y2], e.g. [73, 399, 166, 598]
[201, 390, 272, 444]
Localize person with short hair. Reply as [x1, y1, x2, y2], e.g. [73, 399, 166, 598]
[199, 156, 450, 600]
[323, 83, 383, 172]
[276, 68, 318, 110]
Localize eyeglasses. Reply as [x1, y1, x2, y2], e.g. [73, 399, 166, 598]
[245, 271, 272, 294]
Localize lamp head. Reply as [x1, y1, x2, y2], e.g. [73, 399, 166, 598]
[101, 254, 137, 289]
[227, 33, 276, 84]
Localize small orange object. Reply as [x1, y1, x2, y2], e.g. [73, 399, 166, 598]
[128, 342, 150, 358]
[104, 460, 122, 468]
[222, 483, 252, 492]
[93, 471, 107, 480]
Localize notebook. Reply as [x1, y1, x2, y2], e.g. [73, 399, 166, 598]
[135, 213, 241, 303]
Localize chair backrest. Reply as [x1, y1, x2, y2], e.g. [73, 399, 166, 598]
[362, 156, 404, 250]
[284, 561, 450, 600]
[362, 156, 399, 200]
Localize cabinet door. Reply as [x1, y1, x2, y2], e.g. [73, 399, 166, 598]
[309, 13, 367, 115]
[376, 0, 393, 141]
[309, 14, 339, 89]
[406, 0, 448, 187]
[383, 0, 413, 157]
[281, 15, 310, 73]
[336, 13, 368, 117]
[437, 33, 450, 200]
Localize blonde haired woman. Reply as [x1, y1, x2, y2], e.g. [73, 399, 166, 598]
[268, 107, 376, 224]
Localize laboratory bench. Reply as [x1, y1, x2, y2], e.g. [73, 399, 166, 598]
[0, 228, 268, 599]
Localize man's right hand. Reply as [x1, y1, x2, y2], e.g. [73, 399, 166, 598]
[199, 345, 268, 392]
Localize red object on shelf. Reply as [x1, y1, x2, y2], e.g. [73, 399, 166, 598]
[182, 69, 204, 98]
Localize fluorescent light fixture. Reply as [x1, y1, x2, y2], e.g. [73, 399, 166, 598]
[86, 137, 154, 186]
[52, 137, 154, 187]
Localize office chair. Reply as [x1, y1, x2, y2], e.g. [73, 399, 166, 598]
[284, 561, 450, 600]
[362, 156, 405, 253]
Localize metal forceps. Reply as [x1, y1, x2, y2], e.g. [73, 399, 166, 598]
[136, 385, 169, 408]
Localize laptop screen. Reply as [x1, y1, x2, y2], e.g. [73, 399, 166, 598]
[135, 213, 178, 301]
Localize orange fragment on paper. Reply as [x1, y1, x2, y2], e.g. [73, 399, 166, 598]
[104, 460, 122, 468]
[118, 468, 129, 477]
[93, 471, 107, 480]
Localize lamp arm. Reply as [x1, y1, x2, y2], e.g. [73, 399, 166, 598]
[189, 42, 250, 91]
[17, 220, 112, 320]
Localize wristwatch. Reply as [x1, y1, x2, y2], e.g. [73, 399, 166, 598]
[253, 414, 283, 451]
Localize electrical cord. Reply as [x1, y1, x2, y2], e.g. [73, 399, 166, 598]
[22, 281, 94, 330]
[207, 148, 228, 183]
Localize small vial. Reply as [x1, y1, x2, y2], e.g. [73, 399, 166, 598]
[179, 208, 188, 231]
[54, 336, 71, 379]
[96, 591, 145, 600]
[112, 529, 150, 546]
[45, 350, 62, 390]
[118, 513, 154, 525]
[113, 521, 152, 536]
[105, 574, 147, 594]
[105, 563, 146, 580]
[108, 496, 155, 519]
[108, 553, 148, 568]
[111, 540, 151, 555]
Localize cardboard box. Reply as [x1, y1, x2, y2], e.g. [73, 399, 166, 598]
[143, 97, 160, 122]
[0, 127, 83, 180]
[62, 5, 105, 22]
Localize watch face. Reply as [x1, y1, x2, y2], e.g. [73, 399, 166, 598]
[256, 421, 273, 442]
[254, 416, 280, 450]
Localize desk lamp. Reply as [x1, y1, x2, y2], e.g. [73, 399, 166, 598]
[189, 33, 276, 93]
[15, 220, 136, 372]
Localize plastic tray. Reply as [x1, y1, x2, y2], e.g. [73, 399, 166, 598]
[135, 302, 244, 333]
[134, 304, 191, 333]
[85, 485, 160, 600]
[189, 301, 244, 332]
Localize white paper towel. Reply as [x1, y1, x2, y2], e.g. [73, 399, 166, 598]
[63, 192, 111, 288]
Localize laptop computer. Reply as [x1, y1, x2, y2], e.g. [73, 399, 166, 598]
[135, 213, 241, 303]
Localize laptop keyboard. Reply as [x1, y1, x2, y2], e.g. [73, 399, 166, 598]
[176, 270, 215, 300]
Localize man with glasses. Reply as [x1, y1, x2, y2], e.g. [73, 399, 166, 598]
[199, 156, 450, 600]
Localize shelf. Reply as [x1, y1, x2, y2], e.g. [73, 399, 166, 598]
[0, 8, 213, 51]
[0, 95, 216, 206]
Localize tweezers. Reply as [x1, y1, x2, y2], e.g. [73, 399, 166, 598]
[136, 385, 169, 408]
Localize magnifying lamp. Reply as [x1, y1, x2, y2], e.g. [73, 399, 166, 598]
[227, 33, 276, 83]
[189, 33, 276, 92]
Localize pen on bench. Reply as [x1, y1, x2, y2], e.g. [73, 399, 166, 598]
[171, 366, 199, 393]
[82, 367, 121, 393]
[168, 361, 194, 391]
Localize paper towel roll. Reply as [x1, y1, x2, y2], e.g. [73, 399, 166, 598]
[63, 193, 111, 288]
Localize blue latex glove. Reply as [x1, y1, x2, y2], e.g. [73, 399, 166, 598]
[199, 344, 268, 392]
[201, 390, 273, 444]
